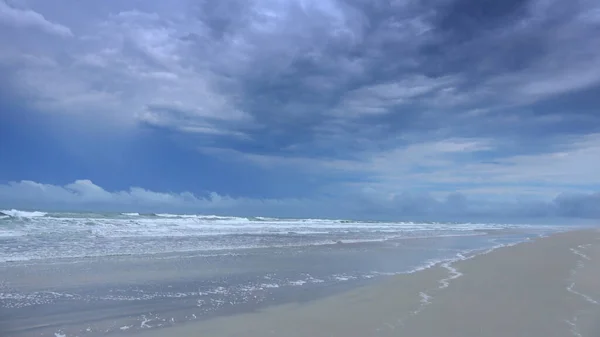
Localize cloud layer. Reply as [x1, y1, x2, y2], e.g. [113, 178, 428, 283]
[1, 180, 599, 220]
[0, 1, 72, 36]
[2, 0, 599, 134]
[1, 0, 599, 219]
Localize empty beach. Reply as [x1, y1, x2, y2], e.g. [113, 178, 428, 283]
[1, 211, 597, 337]
[136, 229, 600, 337]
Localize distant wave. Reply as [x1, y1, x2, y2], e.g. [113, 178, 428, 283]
[154, 213, 249, 221]
[250, 216, 279, 221]
[0, 209, 564, 263]
[155, 213, 188, 218]
[1, 209, 47, 218]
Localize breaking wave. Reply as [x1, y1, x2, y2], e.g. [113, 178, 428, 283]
[1, 209, 47, 218]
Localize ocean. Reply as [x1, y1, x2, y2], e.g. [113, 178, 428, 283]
[0, 209, 569, 336]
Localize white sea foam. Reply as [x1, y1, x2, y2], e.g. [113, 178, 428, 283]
[439, 262, 463, 289]
[567, 282, 598, 305]
[567, 244, 598, 305]
[570, 247, 591, 261]
[386, 237, 539, 328]
[155, 213, 184, 218]
[155, 213, 244, 221]
[0, 210, 565, 262]
[260, 283, 280, 288]
[401, 236, 534, 294]
[140, 315, 153, 328]
[419, 292, 432, 305]
[333, 274, 357, 282]
[565, 318, 583, 337]
[122, 212, 140, 216]
[565, 243, 598, 337]
[1, 209, 47, 218]
[406, 258, 446, 274]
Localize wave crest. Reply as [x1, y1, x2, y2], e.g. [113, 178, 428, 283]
[1, 209, 47, 218]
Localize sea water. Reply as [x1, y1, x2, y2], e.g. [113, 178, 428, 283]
[0, 210, 568, 336]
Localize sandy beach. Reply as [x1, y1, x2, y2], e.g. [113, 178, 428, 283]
[2, 226, 598, 337]
[133, 228, 600, 337]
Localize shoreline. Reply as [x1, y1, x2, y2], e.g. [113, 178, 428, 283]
[132, 228, 600, 337]
[0, 227, 544, 265]
[2, 227, 597, 337]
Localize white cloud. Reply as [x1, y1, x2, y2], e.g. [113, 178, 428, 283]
[1, 3, 251, 131]
[410, 134, 600, 189]
[331, 75, 459, 117]
[0, 1, 72, 37]
[205, 137, 492, 173]
[1, 179, 599, 219]
[0, 179, 330, 218]
[363, 134, 600, 195]
[0, 179, 209, 208]
[0, 0, 408, 131]
[203, 134, 600, 200]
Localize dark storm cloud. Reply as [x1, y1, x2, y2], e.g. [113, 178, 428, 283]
[2, 0, 598, 145]
[189, 0, 600, 156]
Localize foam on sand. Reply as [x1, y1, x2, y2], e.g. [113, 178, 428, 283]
[418, 292, 431, 305]
[564, 242, 599, 337]
[438, 262, 463, 289]
[140, 315, 154, 328]
[566, 244, 598, 304]
[132, 229, 600, 337]
[570, 245, 591, 261]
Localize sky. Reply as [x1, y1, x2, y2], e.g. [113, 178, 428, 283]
[0, 0, 600, 220]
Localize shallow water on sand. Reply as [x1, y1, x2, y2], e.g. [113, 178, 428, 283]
[0, 210, 566, 336]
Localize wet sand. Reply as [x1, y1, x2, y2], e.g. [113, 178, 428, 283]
[135, 229, 600, 337]
[5, 232, 545, 337]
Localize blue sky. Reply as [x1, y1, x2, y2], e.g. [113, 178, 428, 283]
[1, 0, 600, 220]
